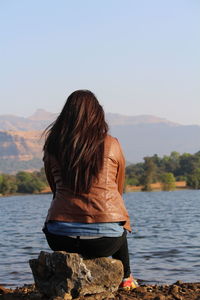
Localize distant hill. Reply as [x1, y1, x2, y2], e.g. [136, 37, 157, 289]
[0, 109, 178, 131]
[28, 109, 57, 121]
[110, 123, 200, 162]
[0, 110, 199, 173]
[0, 130, 43, 173]
[0, 109, 57, 131]
[106, 113, 179, 126]
[0, 130, 42, 159]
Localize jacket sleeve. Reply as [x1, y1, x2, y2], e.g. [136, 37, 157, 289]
[115, 139, 126, 195]
[114, 138, 131, 232]
[43, 153, 56, 196]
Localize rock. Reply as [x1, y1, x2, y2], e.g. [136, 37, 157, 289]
[171, 285, 179, 294]
[29, 251, 123, 299]
[0, 285, 11, 294]
[175, 280, 183, 286]
[2, 281, 200, 300]
[52, 294, 72, 300]
[154, 295, 165, 300]
[135, 286, 148, 293]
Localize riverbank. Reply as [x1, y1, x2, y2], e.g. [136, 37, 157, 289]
[125, 181, 187, 192]
[0, 181, 191, 197]
[1, 281, 200, 299]
[0, 188, 51, 197]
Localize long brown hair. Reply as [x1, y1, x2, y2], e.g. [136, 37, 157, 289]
[43, 90, 108, 193]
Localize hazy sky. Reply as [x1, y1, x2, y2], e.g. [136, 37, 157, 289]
[0, 0, 199, 125]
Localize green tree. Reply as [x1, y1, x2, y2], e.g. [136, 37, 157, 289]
[125, 176, 139, 186]
[186, 168, 200, 189]
[161, 172, 176, 191]
[16, 171, 45, 193]
[178, 153, 194, 175]
[0, 174, 17, 195]
[124, 150, 200, 191]
[0, 175, 3, 194]
[0, 175, 3, 187]
[34, 168, 48, 185]
[125, 163, 144, 186]
[141, 157, 157, 191]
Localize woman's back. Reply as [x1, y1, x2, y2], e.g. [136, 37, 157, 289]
[44, 134, 130, 231]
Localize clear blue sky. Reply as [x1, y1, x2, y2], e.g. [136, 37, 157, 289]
[0, 0, 199, 124]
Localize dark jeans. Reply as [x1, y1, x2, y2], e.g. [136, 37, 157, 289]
[44, 229, 131, 278]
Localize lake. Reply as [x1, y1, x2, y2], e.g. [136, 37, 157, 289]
[0, 190, 199, 287]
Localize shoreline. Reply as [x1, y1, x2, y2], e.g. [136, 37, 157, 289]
[1, 281, 200, 299]
[0, 191, 52, 198]
[125, 181, 188, 192]
[0, 183, 197, 198]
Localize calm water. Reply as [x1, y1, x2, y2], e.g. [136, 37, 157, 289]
[0, 190, 199, 287]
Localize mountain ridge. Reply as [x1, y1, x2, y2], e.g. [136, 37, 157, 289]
[0, 110, 199, 173]
[0, 109, 181, 131]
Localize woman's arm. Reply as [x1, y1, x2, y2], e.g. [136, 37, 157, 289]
[115, 139, 126, 195]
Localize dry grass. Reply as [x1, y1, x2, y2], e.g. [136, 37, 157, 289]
[126, 181, 187, 192]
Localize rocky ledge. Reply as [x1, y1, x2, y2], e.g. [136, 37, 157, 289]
[1, 281, 200, 300]
[0, 251, 199, 300]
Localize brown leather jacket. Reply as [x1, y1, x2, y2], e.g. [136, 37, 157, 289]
[43, 135, 131, 232]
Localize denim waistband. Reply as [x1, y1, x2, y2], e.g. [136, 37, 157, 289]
[68, 235, 104, 239]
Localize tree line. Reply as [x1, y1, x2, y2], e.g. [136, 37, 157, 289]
[0, 168, 48, 195]
[125, 151, 200, 191]
[1, 150, 200, 195]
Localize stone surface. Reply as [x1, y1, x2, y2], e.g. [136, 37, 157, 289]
[1, 282, 200, 300]
[0, 286, 10, 294]
[29, 251, 123, 299]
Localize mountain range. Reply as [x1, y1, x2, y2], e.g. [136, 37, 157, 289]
[0, 109, 200, 173]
